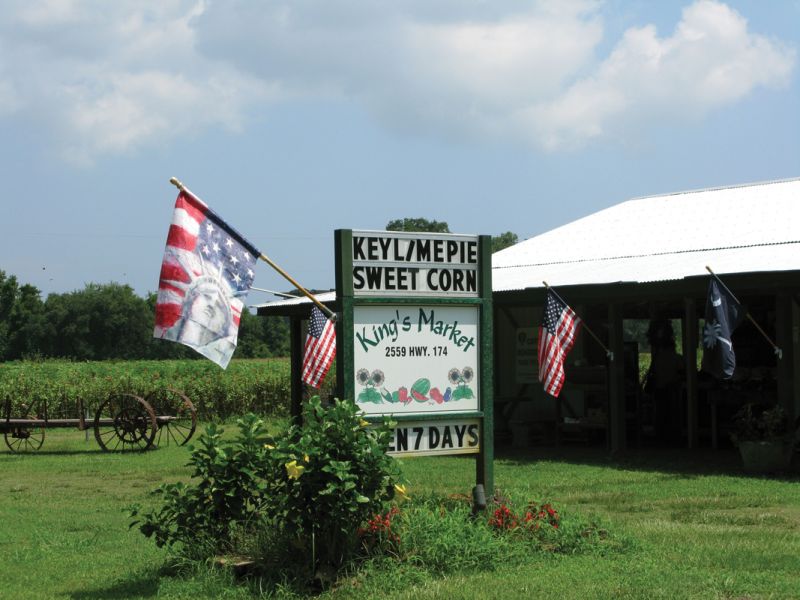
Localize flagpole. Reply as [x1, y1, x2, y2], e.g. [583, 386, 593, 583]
[250, 286, 306, 299]
[170, 177, 337, 321]
[705, 266, 781, 360]
[543, 281, 614, 361]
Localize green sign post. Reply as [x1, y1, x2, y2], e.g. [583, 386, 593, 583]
[335, 229, 493, 495]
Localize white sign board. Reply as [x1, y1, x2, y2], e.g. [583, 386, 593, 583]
[352, 230, 479, 297]
[387, 419, 480, 457]
[516, 327, 539, 383]
[354, 305, 479, 415]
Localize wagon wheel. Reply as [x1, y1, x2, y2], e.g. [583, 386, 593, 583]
[3, 399, 45, 453]
[146, 388, 197, 447]
[94, 393, 157, 452]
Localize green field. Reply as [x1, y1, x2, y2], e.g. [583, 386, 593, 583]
[0, 359, 335, 421]
[1, 426, 799, 599]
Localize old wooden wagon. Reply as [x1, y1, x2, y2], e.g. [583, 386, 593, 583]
[2, 388, 197, 452]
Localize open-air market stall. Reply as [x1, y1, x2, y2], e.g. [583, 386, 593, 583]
[492, 178, 800, 451]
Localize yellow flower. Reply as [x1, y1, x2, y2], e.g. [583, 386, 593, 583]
[359, 418, 370, 427]
[303, 454, 310, 463]
[285, 460, 305, 480]
[394, 483, 409, 500]
[264, 444, 275, 450]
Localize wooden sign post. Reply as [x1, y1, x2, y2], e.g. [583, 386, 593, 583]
[335, 229, 494, 495]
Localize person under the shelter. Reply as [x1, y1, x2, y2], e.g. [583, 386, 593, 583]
[644, 318, 685, 444]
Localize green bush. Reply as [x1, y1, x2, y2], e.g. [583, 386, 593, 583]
[393, 497, 513, 574]
[130, 414, 270, 552]
[131, 397, 404, 576]
[257, 397, 403, 568]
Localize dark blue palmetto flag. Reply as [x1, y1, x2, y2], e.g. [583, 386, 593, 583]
[701, 278, 744, 379]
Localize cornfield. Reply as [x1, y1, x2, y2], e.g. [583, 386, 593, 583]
[0, 359, 334, 420]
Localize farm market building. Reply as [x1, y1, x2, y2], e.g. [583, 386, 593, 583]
[256, 178, 800, 452]
[493, 178, 800, 451]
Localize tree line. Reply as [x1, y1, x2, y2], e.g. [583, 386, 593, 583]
[0, 270, 289, 362]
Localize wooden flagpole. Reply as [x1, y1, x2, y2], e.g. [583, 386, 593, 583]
[169, 177, 337, 321]
[705, 266, 781, 359]
[543, 281, 614, 361]
[250, 286, 307, 299]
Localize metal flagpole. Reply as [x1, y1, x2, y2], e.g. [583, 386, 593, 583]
[543, 281, 614, 361]
[169, 177, 337, 321]
[705, 266, 781, 359]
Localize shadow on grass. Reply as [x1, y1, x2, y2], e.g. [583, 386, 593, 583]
[496, 444, 800, 482]
[1, 450, 110, 457]
[1, 448, 164, 457]
[69, 565, 184, 600]
[68, 568, 166, 599]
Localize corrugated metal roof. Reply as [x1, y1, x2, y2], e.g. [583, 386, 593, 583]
[251, 290, 335, 310]
[493, 178, 800, 292]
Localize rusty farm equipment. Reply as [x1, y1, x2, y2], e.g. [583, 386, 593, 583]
[2, 388, 197, 453]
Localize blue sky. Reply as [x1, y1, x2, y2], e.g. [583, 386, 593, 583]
[0, 0, 797, 303]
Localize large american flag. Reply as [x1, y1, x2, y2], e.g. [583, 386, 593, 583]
[302, 306, 336, 388]
[154, 190, 259, 369]
[537, 289, 581, 397]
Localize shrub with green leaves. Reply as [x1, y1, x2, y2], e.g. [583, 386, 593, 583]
[131, 397, 403, 573]
[130, 413, 270, 552]
[258, 397, 403, 568]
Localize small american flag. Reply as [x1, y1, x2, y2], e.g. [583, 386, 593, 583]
[537, 289, 581, 397]
[154, 190, 259, 369]
[302, 306, 336, 388]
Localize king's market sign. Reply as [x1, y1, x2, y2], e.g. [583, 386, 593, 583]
[336, 228, 491, 483]
[353, 304, 479, 415]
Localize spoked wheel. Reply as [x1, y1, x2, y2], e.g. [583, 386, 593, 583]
[3, 400, 45, 453]
[146, 388, 197, 447]
[94, 393, 157, 452]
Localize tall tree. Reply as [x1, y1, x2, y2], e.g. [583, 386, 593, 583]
[386, 218, 450, 233]
[44, 283, 153, 360]
[0, 271, 48, 360]
[0, 271, 17, 359]
[6, 283, 48, 359]
[491, 231, 519, 253]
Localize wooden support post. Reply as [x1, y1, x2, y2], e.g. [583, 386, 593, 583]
[793, 298, 800, 421]
[608, 303, 625, 452]
[683, 297, 698, 449]
[334, 229, 354, 403]
[476, 235, 494, 496]
[290, 316, 303, 424]
[775, 293, 794, 419]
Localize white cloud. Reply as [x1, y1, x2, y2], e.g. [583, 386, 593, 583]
[527, 0, 796, 149]
[0, 0, 794, 163]
[193, 0, 604, 141]
[60, 70, 270, 165]
[0, 0, 274, 165]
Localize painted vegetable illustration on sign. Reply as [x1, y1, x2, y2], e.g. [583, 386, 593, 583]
[356, 367, 474, 405]
[411, 378, 430, 401]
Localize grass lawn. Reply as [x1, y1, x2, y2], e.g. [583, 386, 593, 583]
[1, 428, 799, 599]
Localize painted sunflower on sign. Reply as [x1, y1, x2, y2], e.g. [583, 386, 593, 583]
[356, 368, 389, 404]
[447, 365, 475, 401]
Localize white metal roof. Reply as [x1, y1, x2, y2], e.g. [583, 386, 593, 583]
[251, 290, 335, 310]
[492, 178, 800, 292]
